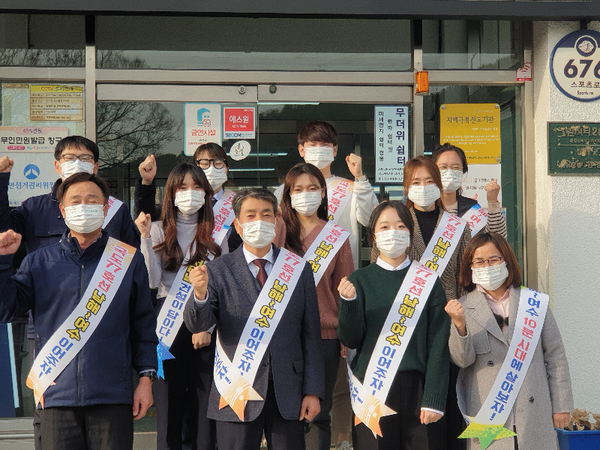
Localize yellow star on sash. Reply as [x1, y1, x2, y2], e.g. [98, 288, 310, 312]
[218, 376, 263, 421]
[459, 422, 516, 450]
[26, 374, 49, 409]
[354, 394, 396, 438]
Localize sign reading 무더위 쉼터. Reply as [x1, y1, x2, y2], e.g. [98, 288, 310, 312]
[374, 105, 409, 184]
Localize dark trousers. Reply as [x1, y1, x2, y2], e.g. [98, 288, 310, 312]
[155, 324, 216, 450]
[216, 381, 305, 450]
[305, 338, 341, 450]
[38, 404, 132, 450]
[353, 371, 430, 450]
[427, 362, 465, 450]
[29, 338, 42, 450]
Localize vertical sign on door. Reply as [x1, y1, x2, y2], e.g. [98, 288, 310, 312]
[374, 106, 409, 184]
[184, 103, 222, 155]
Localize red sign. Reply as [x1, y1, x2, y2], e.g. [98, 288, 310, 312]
[223, 107, 255, 139]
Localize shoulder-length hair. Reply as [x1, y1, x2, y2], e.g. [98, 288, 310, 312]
[281, 163, 328, 256]
[154, 163, 221, 271]
[367, 201, 414, 247]
[459, 232, 521, 292]
[403, 156, 445, 211]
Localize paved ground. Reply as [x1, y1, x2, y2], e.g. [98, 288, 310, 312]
[0, 418, 156, 450]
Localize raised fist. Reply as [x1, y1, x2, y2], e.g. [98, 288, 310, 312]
[189, 264, 209, 301]
[445, 299, 467, 336]
[139, 155, 157, 186]
[135, 213, 152, 239]
[338, 277, 356, 300]
[0, 230, 22, 255]
[485, 179, 501, 204]
[346, 153, 364, 179]
[0, 156, 14, 173]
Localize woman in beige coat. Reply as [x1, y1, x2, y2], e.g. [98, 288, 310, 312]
[445, 232, 573, 450]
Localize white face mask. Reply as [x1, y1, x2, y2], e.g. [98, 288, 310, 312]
[440, 169, 464, 194]
[375, 229, 411, 259]
[64, 204, 105, 234]
[174, 189, 205, 215]
[60, 160, 95, 180]
[291, 191, 322, 216]
[240, 220, 276, 249]
[203, 166, 228, 191]
[303, 146, 334, 170]
[472, 262, 509, 291]
[408, 185, 441, 209]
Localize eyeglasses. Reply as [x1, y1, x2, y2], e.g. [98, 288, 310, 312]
[196, 158, 226, 169]
[60, 153, 95, 162]
[438, 165, 464, 172]
[471, 256, 504, 268]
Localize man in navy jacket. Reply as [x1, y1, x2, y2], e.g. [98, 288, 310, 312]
[0, 135, 140, 252]
[0, 172, 157, 450]
[0, 136, 141, 449]
[184, 188, 324, 450]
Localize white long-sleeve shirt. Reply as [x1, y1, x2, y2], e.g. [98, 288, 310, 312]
[140, 212, 226, 299]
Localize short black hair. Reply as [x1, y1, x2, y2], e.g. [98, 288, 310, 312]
[297, 120, 338, 146]
[57, 172, 110, 204]
[232, 188, 277, 218]
[54, 136, 100, 162]
[193, 143, 229, 167]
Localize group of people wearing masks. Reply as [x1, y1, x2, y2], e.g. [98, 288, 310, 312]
[0, 120, 573, 450]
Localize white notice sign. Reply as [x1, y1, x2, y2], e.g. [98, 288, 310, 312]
[461, 164, 502, 209]
[5, 152, 57, 207]
[184, 103, 222, 156]
[374, 106, 409, 184]
[0, 126, 68, 153]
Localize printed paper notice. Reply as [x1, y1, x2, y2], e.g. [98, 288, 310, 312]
[30, 85, 84, 122]
[461, 164, 502, 209]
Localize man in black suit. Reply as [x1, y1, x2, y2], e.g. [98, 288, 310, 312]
[184, 187, 324, 450]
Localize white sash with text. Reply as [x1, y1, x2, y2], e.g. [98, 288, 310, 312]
[327, 179, 352, 223]
[26, 238, 136, 407]
[304, 221, 350, 287]
[212, 190, 236, 247]
[457, 287, 549, 448]
[155, 258, 205, 378]
[461, 203, 487, 237]
[213, 249, 305, 421]
[347, 262, 438, 437]
[102, 196, 123, 228]
[419, 212, 467, 277]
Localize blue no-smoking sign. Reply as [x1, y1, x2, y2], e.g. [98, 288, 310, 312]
[23, 164, 40, 180]
[551, 29, 600, 102]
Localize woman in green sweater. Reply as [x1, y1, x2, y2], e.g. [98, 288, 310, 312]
[337, 200, 450, 450]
